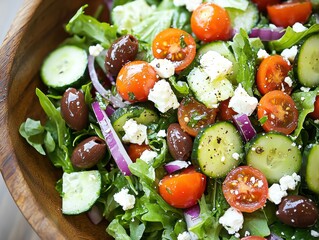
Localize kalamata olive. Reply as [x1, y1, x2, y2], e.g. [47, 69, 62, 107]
[167, 123, 193, 161]
[61, 88, 88, 131]
[105, 34, 138, 76]
[276, 195, 319, 228]
[71, 136, 107, 169]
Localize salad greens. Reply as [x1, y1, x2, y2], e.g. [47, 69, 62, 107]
[19, 0, 319, 239]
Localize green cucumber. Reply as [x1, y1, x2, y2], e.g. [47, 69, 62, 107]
[305, 144, 319, 194]
[197, 41, 238, 83]
[296, 33, 319, 87]
[246, 132, 302, 183]
[192, 121, 244, 178]
[110, 104, 159, 136]
[41, 45, 88, 90]
[62, 170, 101, 215]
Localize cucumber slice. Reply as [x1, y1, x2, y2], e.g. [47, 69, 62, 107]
[41, 45, 88, 90]
[305, 144, 319, 194]
[296, 33, 319, 87]
[192, 121, 244, 178]
[110, 104, 159, 137]
[62, 170, 101, 215]
[197, 41, 238, 83]
[246, 132, 302, 183]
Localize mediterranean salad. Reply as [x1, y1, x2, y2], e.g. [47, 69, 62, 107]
[19, 0, 319, 239]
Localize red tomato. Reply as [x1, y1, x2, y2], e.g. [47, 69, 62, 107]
[218, 98, 238, 121]
[177, 96, 218, 137]
[152, 28, 196, 71]
[191, 3, 232, 42]
[241, 237, 266, 240]
[256, 55, 292, 95]
[116, 61, 158, 102]
[159, 167, 206, 208]
[222, 166, 268, 213]
[267, 1, 312, 27]
[127, 144, 151, 162]
[251, 0, 281, 12]
[308, 96, 319, 120]
[257, 90, 298, 135]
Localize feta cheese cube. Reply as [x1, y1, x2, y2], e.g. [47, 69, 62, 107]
[228, 84, 258, 116]
[122, 119, 148, 145]
[279, 173, 300, 191]
[219, 207, 244, 235]
[150, 58, 175, 79]
[257, 49, 270, 60]
[140, 149, 158, 163]
[281, 46, 298, 62]
[311, 230, 319, 238]
[200, 50, 233, 80]
[89, 44, 104, 57]
[157, 130, 167, 138]
[268, 183, 287, 205]
[284, 76, 293, 87]
[114, 188, 135, 210]
[292, 22, 308, 33]
[148, 80, 180, 113]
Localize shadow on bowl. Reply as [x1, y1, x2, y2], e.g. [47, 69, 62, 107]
[0, 0, 111, 239]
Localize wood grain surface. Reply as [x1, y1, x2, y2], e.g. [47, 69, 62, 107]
[0, 0, 111, 239]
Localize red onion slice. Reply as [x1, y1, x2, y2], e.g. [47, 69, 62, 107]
[88, 55, 127, 108]
[87, 205, 104, 225]
[92, 101, 132, 175]
[232, 113, 257, 142]
[249, 27, 285, 41]
[164, 160, 190, 174]
[184, 204, 202, 240]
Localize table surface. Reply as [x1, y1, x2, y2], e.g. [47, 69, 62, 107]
[0, 1, 40, 239]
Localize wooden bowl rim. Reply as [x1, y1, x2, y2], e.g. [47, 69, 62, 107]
[0, 0, 66, 238]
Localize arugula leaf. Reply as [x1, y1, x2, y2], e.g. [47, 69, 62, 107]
[268, 24, 319, 52]
[241, 211, 270, 237]
[66, 5, 117, 48]
[168, 76, 190, 98]
[107, 219, 132, 240]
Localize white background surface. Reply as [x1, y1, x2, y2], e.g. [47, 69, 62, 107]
[0, 0, 40, 239]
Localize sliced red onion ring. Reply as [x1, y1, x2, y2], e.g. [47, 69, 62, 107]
[249, 27, 285, 41]
[184, 204, 202, 240]
[87, 205, 104, 225]
[164, 160, 190, 174]
[88, 55, 127, 108]
[232, 113, 257, 142]
[92, 101, 132, 175]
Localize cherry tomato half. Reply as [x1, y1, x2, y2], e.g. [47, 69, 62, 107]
[178, 96, 218, 137]
[241, 236, 266, 240]
[251, 0, 281, 12]
[127, 144, 151, 162]
[257, 90, 298, 135]
[222, 166, 268, 213]
[116, 61, 158, 102]
[152, 28, 196, 71]
[159, 167, 206, 209]
[218, 98, 238, 121]
[267, 1, 312, 27]
[191, 3, 232, 42]
[256, 55, 292, 95]
[308, 96, 319, 120]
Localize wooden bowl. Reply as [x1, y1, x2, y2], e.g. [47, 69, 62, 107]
[0, 0, 111, 239]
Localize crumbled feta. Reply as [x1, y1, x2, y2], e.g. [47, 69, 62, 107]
[279, 173, 301, 191]
[284, 76, 293, 87]
[114, 188, 135, 210]
[177, 231, 192, 240]
[200, 50, 233, 80]
[232, 152, 240, 160]
[281, 46, 298, 62]
[228, 84, 258, 116]
[173, 0, 202, 11]
[311, 230, 319, 238]
[148, 80, 180, 113]
[301, 86, 311, 92]
[122, 119, 148, 145]
[150, 58, 175, 79]
[219, 207, 244, 235]
[269, 24, 278, 30]
[268, 183, 288, 205]
[89, 44, 104, 57]
[140, 149, 158, 163]
[257, 49, 269, 60]
[292, 22, 308, 32]
[156, 130, 166, 138]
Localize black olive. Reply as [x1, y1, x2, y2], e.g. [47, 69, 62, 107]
[105, 34, 138, 76]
